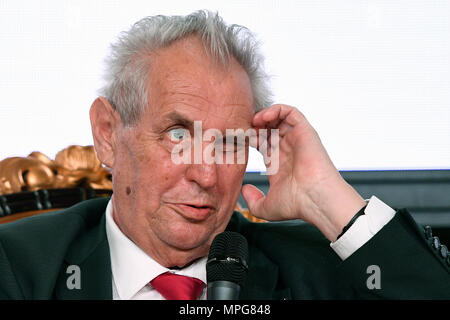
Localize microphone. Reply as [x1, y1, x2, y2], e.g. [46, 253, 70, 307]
[206, 231, 249, 300]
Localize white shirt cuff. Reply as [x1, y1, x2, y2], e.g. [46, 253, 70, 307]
[330, 195, 396, 260]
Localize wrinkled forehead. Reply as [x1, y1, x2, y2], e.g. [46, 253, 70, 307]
[156, 83, 254, 128]
[145, 37, 255, 130]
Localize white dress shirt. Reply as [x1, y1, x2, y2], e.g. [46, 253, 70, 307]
[330, 195, 396, 260]
[105, 195, 396, 300]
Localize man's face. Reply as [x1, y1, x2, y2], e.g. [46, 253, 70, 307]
[110, 37, 254, 267]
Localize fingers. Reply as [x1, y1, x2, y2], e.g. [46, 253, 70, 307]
[241, 184, 267, 219]
[278, 122, 293, 137]
[251, 104, 304, 154]
[253, 104, 305, 129]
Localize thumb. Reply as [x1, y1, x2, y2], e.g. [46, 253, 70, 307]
[241, 184, 267, 219]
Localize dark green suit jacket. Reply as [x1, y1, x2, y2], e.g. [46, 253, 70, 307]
[0, 197, 448, 299]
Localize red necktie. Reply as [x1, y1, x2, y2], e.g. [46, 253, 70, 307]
[150, 272, 205, 300]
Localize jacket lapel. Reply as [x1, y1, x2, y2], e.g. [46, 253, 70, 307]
[54, 214, 112, 299]
[227, 212, 292, 300]
[239, 245, 291, 300]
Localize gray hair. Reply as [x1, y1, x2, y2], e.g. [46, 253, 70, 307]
[100, 10, 273, 126]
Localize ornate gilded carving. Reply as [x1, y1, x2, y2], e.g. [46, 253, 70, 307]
[0, 146, 112, 195]
[0, 145, 263, 222]
[235, 203, 266, 223]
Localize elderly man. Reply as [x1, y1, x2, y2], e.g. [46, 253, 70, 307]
[0, 11, 448, 300]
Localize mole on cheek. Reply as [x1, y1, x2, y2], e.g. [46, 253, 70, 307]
[126, 186, 131, 195]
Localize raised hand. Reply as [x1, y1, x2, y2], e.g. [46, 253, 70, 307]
[241, 104, 366, 241]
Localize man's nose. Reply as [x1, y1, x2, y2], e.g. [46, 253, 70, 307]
[185, 161, 218, 190]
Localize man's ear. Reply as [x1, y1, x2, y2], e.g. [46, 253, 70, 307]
[89, 97, 122, 169]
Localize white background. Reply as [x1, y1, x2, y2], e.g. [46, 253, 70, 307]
[0, 0, 449, 172]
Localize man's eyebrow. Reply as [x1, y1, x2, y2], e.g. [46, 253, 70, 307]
[161, 112, 194, 127]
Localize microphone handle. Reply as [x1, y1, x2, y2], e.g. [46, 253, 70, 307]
[207, 281, 241, 300]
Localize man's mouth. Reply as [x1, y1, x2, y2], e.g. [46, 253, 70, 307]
[167, 203, 215, 221]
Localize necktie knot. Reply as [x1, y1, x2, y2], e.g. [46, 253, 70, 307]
[150, 272, 205, 300]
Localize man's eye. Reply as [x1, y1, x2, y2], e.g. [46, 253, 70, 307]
[168, 128, 189, 142]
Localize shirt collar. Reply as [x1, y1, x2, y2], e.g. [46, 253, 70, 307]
[105, 198, 207, 300]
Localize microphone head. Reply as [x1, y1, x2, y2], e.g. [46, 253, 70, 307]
[206, 231, 249, 287]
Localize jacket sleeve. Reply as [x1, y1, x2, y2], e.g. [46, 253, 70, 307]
[335, 209, 450, 299]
